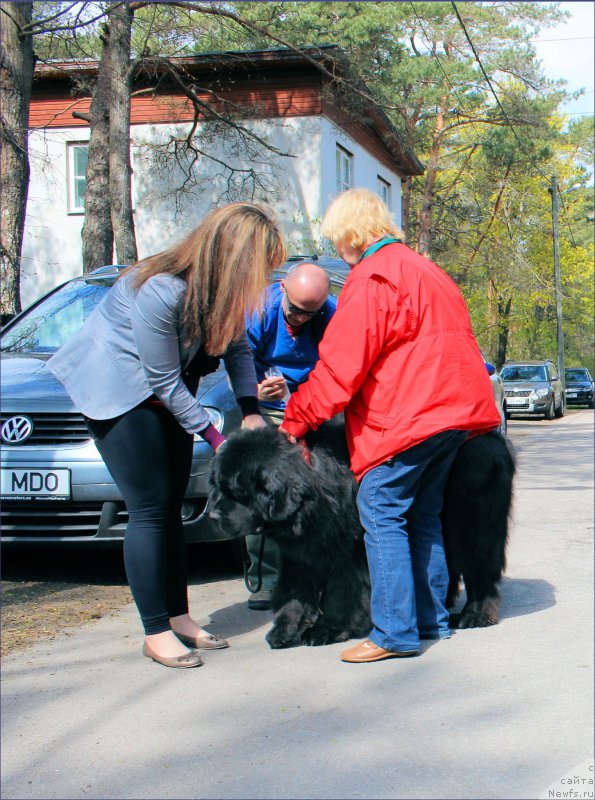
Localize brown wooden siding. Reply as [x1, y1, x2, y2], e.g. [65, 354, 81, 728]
[29, 79, 322, 129]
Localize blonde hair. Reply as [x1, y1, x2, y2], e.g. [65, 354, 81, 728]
[321, 188, 404, 251]
[121, 203, 287, 355]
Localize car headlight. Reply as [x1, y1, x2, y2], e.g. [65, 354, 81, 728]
[193, 406, 224, 441]
[531, 388, 549, 399]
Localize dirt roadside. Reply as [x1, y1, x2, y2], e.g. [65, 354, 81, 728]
[1, 542, 242, 658]
[1, 580, 132, 657]
[1, 548, 132, 657]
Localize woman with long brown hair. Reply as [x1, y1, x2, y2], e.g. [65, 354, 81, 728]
[49, 203, 287, 668]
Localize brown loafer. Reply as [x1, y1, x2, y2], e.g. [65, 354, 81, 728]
[340, 639, 419, 663]
[175, 631, 229, 650]
[143, 640, 203, 668]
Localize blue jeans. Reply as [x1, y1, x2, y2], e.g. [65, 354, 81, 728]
[357, 429, 468, 652]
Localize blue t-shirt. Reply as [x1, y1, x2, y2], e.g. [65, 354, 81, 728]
[246, 282, 337, 410]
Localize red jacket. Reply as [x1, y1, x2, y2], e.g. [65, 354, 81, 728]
[283, 242, 501, 481]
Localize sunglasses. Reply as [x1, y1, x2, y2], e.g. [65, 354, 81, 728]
[284, 291, 325, 318]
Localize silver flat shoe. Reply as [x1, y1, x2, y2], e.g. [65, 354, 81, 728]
[175, 631, 229, 650]
[143, 640, 203, 668]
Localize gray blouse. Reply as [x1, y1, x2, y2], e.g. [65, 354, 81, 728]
[47, 270, 257, 434]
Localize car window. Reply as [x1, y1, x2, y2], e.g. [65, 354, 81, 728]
[566, 369, 590, 381]
[501, 366, 547, 381]
[0, 280, 110, 354]
[328, 279, 344, 300]
[546, 363, 558, 380]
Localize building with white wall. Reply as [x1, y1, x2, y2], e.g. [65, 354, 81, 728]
[24, 47, 423, 308]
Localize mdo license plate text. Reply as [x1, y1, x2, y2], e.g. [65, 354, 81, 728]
[506, 396, 528, 406]
[1, 468, 71, 500]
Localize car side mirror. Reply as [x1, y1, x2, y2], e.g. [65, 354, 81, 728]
[485, 362, 496, 376]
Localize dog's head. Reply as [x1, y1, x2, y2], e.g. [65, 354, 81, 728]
[208, 426, 313, 538]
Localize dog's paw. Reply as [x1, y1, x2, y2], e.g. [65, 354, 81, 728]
[457, 597, 500, 628]
[265, 599, 318, 649]
[301, 627, 334, 646]
[266, 623, 298, 649]
[301, 623, 351, 646]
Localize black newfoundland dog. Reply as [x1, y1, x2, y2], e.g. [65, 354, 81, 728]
[209, 421, 515, 649]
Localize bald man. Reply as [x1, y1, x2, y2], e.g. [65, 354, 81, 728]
[243, 262, 337, 608]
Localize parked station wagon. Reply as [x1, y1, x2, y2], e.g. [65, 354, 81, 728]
[500, 359, 565, 419]
[0, 259, 347, 546]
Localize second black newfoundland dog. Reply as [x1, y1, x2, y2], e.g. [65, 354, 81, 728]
[209, 421, 515, 649]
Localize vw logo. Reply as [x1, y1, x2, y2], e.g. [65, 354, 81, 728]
[1, 416, 34, 444]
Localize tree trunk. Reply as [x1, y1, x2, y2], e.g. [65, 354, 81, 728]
[80, 21, 114, 272]
[401, 177, 411, 243]
[487, 277, 498, 358]
[417, 99, 446, 258]
[496, 296, 512, 368]
[108, 3, 137, 265]
[0, 2, 34, 321]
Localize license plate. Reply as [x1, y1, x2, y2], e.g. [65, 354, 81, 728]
[1, 468, 71, 500]
[507, 397, 527, 406]
[566, 392, 577, 398]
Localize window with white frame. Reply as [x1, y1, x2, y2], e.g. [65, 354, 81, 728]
[377, 176, 392, 209]
[336, 144, 354, 193]
[67, 142, 88, 213]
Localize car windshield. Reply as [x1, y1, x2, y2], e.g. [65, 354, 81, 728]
[0, 279, 111, 355]
[565, 369, 590, 382]
[500, 365, 547, 382]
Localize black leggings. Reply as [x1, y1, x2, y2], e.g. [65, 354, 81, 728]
[86, 402, 193, 635]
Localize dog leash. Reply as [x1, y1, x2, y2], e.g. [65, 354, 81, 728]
[241, 533, 266, 594]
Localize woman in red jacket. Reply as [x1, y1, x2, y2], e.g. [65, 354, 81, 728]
[280, 189, 500, 663]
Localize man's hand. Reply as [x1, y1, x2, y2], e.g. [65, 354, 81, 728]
[258, 376, 288, 402]
[242, 414, 267, 430]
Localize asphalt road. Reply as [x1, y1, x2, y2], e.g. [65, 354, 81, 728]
[1, 409, 593, 800]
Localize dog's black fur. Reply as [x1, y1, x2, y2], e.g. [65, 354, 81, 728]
[209, 421, 515, 648]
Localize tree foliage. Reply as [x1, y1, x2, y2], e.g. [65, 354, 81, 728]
[227, 1, 592, 369]
[3, 1, 593, 369]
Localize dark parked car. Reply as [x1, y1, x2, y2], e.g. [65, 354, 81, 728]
[500, 359, 565, 419]
[564, 367, 594, 408]
[0, 258, 347, 546]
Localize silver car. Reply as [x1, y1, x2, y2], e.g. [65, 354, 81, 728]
[0, 259, 347, 546]
[500, 359, 565, 419]
[484, 358, 508, 435]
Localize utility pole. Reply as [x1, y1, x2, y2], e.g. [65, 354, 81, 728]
[548, 176, 565, 390]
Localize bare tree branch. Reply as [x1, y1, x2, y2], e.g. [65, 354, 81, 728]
[138, 56, 296, 158]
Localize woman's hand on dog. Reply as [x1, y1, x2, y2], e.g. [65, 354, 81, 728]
[242, 414, 268, 431]
[279, 426, 311, 465]
[278, 424, 297, 445]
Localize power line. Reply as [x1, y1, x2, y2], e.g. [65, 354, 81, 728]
[451, 2, 549, 180]
[451, 2, 580, 248]
[408, 2, 583, 251]
[408, 2, 473, 114]
[529, 36, 595, 43]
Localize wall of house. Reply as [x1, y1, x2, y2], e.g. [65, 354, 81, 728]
[320, 117, 403, 241]
[22, 117, 325, 308]
[22, 114, 403, 308]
